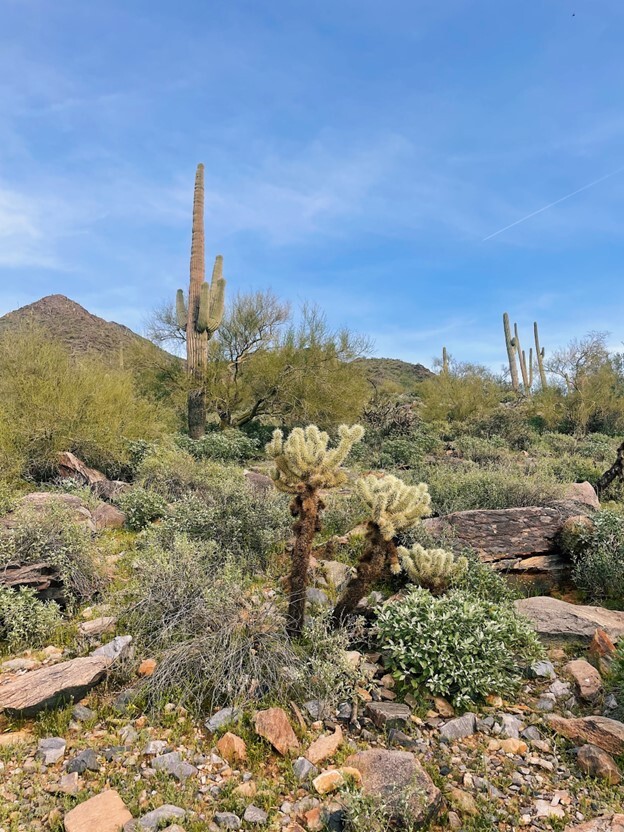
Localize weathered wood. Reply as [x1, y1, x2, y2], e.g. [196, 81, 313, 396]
[596, 442, 624, 498]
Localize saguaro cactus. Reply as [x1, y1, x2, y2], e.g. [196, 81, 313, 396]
[503, 312, 519, 392]
[332, 474, 431, 626]
[534, 322, 548, 390]
[177, 164, 226, 438]
[442, 346, 449, 374]
[266, 424, 364, 638]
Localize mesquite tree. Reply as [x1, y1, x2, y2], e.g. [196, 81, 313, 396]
[332, 474, 431, 626]
[266, 424, 364, 638]
[176, 163, 226, 438]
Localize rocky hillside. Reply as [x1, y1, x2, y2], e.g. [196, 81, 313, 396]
[0, 295, 163, 360]
[356, 357, 434, 392]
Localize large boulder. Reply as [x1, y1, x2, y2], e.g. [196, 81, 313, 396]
[565, 815, 624, 831]
[0, 561, 65, 604]
[345, 749, 442, 826]
[515, 597, 624, 643]
[547, 715, 624, 756]
[1, 492, 95, 531]
[57, 451, 129, 501]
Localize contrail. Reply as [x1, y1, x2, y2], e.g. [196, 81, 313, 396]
[482, 164, 624, 241]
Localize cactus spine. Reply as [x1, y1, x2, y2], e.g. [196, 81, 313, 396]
[534, 321, 548, 390]
[503, 312, 519, 392]
[177, 164, 226, 438]
[399, 544, 468, 594]
[332, 474, 432, 626]
[266, 424, 364, 638]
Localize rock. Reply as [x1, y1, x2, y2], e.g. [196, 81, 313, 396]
[57, 771, 80, 795]
[72, 703, 96, 722]
[306, 726, 342, 765]
[152, 751, 197, 781]
[214, 811, 241, 829]
[132, 804, 186, 830]
[548, 715, 624, 755]
[447, 787, 478, 816]
[564, 659, 603, 701]
[1, 657, 40, 672]
[550, 680, 573, 699]
[306, 587, 329, 606]
[57, 451, 108, 489]
[515, 597, 624, 642]
[439, 713, 477, 741]
[320, 560, 353, 592]
[138, 658, 157, 677]
[92, 503, 126, 530]
[535, 799, 566, 819]
[345, 749, 442, 825]
[528, 660, 556, 679]
[143, 740, 168, 756]
[0, 730, 31, 746]
[36, 736, 66, 765]
[79, 616, 117, 637]
[433, 696, 454, 717]
[67, 748, 100, 773]
[217, 732, 247, 763]
[91, 635, 133, 661]
[293, 756, 318, 782]
[577, 744, 622, 784]
[564, 816, 624, 831]
[0, 561, 66, 605]
[7, 491, 96, 531]
[243, 805, 268, 825]
[495, 738, 528, 755]
[564, 481, 600, 510]
[500, 714, 524, 738]
[365, 701, 411, 729]
[589, 629, 617, 675]
[313, 769, 345, 794]
[64, 789, 133, 832]
[254, 707, 300, 755]
[205, 706, 240, 732]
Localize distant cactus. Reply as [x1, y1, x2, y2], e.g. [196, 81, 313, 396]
[399, 544, 468, 594]
[534, 321, 548, 390]
[332, 474, 432, 626]
[442, 346, 449, 374]
[503, 312, 520, 392]
[177, 164, 226, 438]
[266, 424, 364, 638]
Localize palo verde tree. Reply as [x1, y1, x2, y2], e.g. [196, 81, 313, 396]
[332, 474, 431, 626]
[176, 163, 226, 438]
[266, 424, 364, 638]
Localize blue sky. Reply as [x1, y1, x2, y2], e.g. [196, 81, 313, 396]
[1, 0, 623, 370]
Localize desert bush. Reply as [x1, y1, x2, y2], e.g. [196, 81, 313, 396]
[117, 487, 167, 531]
[123, 541, 356, 711]
[472, 405, 539, 451]
[0, 505, 104, 604]
[567, 510, 624, 604]
[0, 586, 61, 652]
[175, 430, 259, 462]
[450, 551, 517, 604]
[376, 588, 542, 708]
[0, 327, 174, 479]
[0, 481, 16, 516]
[453, 435, 511, 465]
[134, 441, 201, 500]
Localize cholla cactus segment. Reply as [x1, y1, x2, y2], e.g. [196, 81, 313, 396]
[356, 474, 431, 541]
[266, 424, 364, 493]
[398, 543, 468, 592]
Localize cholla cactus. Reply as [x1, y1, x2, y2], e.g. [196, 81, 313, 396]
[266, 424, 364, 639]
[332, 474, 432, 627]
[355, 474, 431, 541]
[267, 424, 364, 494]
[399, 544, 468, 594]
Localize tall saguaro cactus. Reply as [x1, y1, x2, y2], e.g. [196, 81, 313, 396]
[176, 164, 226, 438]
[534, 322, 548, 390]
[503, 312, 519, 392]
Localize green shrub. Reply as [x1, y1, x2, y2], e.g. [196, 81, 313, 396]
[0, 586, 61, 652]
[175, 430, 259, 462]
[568, 510, 624, 604]
[0, 505, 104, 605]
[451, 552, 517, 604]
[376, 588, 542, 708]
[0, 481, 16, 516]
[123, 541, 356, 712]
[453, 435, 511, 465]
[117, 488, 167, 531]
[134, 442, 199, 501]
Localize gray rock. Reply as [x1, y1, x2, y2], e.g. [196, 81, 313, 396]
[336, 702, 352, 720]
[36, 737, 66, 765]
[293, 756, 318, 782]
[500, 714, 524, 738]
[205, 706, 240, 732]
[131, 804, 186, 830]
[215, 811, 242, 829]
[439, 713, 477, 741]
[67, 748, 100, 773]
[303, 699, 322, 719]
[549, 679, 573, 699]
[71, 703, 95, 722]
[521, 726, 542, 742]
[243, 805, 268, 824]
[515, 597, 624, 643]
[91, 634, 133, 661]
[143, 740, 168, 756]
[119, 724, 138, 746]
[321, 560, 353, 592]
[365, 701, 411, 729]
[527, 660, 556, 679]
[152, 751, 198, 781]
[305, 587, 329, 606]
[536, 696, 555, 712]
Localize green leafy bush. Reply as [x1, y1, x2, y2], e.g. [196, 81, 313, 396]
[451, 552, 517, 604]
[117, 488, 167, 531]
[175, 430, 259, 462]
[568, 510, 624, 604]
[376, 588, 542, 708]
[0, 586, 61, 652]
[0, 505, 104, 605]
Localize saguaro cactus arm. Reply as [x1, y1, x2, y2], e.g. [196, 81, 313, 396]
[503, 312, 519, 392]
[534, 321, 548, 390]
[175, 289, 188, 330]
[197, 255, 226, 335]
[514, 322, 531, 393]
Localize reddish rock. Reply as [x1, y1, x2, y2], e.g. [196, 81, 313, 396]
[564, 482, 600, 510]
[92, 503, 126, 531]
[564, 815, 624, 831]
[577, 744, 621, 785]
[138, 659, 157, 677]
[515, 597, 624, 643]
[564, 659, 603, 701]
[548, 715, 624, 756]
[254, 707, 300, 756]
[305, 726, 342, 766]
[589, 629, 617, 675]
[217, 732, 248, 763]
[63, 789, 132, 832]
